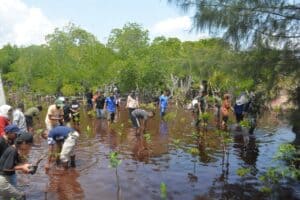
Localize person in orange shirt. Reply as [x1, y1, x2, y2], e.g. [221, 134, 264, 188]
[221, 94, 233, 130]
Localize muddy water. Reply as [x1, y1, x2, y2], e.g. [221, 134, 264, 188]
[19, 107, 299, 200]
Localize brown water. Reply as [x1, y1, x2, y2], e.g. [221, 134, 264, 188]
[19, 106, 299, 200]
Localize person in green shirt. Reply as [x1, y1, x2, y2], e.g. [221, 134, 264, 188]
[24, 106, 42, 131]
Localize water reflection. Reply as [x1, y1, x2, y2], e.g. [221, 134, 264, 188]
[46, 169, 84, 200]
[234, 134, 259, 170]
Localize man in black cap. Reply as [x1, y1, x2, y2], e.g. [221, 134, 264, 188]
[0, 132, 34, 199]
[0, 124, 19, 157]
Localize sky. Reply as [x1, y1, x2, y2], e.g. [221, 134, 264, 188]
[0, 0, 211, 47]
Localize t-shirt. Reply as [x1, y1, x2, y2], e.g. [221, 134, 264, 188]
[0, 146, 20, 175]
[126, 95, 138, 109]
[159, 95, 169, 108]
[13, 109, 27, 132]
[24, 107, 40, 117]
[196, 96, 207, 113]
[131, 109, 148, 120]
[95, 96, 106, 109]
[105, 96, 116, 113]
[0, 137, 10, 158]
[63, 104, 71, 122]
[0, 116, 10, 137]
[234, 104, 244, 115]
[47, 126, 74, 145]
[45, 104, 64, 126]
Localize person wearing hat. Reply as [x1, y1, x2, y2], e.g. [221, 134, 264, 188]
[0, 104, 13, 137]
[0, 125, 19, 158]
[0, 132, 34, 199]
[45, 99, 64, 132]
[24, 105, 43, 131]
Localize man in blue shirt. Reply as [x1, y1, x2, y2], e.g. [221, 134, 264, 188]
[159, 90, 169, 118]
[45, 125, 79, 170]
[104, 92, 117, 127]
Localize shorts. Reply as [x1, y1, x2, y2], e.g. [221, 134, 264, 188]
[25, 115, 33, 127]
[160, 107, 167, 117]
[0, 175, 25, 200]
[235, 113, 244, 123]
[107, 111, 115, 122]
[60, 131, 79, 163]
[222, 116, 229, 123]
[132, 116, 141, 128]
[96, 109, 105, 119]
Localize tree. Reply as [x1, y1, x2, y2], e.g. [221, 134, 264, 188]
[168, 0, 300, 49]
[107, 23, 150, 59]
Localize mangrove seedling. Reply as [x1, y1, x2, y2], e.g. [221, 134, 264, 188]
[274, 143, 296, 162]
[188, 147, 200, 156]
[240, 119, 251, 128]
[109, 152, 122, 169]
[172, 139, 181, 149]
[160, 182, 167, 200]
[144, 132, 152, 143]
[236, 167, 251, 177]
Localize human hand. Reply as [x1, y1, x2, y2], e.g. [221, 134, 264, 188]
[21, 163, 32, 173]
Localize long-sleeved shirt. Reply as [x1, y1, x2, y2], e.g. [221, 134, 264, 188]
[13, 109, 27, 132]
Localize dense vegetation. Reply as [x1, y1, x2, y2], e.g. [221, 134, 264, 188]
[0, 22, 298, 105]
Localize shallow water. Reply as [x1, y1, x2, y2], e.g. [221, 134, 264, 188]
[20, 107, 299, 200]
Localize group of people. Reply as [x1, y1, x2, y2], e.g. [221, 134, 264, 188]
[0, 103, 42, 199]
[0, 85, 260, 199]
[190, 88, 260, 133]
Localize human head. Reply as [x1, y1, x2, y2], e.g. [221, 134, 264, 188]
[0, 104, 13, 119]
[17, 102, 25, 111]
[15, 132, 33, 156]
[164, 90, 169, 96]
[148, 111, 155, 118]
[223, 93, 230, 100]
[55, 99, 64, 109]
[41, 129, 48, 140]
[37, 105, 43, 111]
[4, 124, 19, 141]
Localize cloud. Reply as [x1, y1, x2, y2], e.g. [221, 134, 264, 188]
[151, 16, 210, 41]
[0, 0, 63, 47]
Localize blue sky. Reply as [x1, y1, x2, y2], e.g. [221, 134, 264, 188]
[0, 0, 210, 47]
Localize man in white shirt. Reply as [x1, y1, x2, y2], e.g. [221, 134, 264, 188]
[13, 103, 27, 133]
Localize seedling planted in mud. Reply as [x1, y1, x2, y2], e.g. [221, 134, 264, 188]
[188, 147, 200, 156]
[109, 152, 122, 169]
[240, 119, 251, 128]
[236, 167, 251, 177]
[172, 139, 181, 149]
[144, 132, 152, 143]
[160, 182, 167, 200]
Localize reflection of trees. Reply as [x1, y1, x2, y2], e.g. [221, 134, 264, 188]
[46, 169, 84, 200]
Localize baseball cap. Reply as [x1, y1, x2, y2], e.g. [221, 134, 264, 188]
[4, 125, 20, 133]
[16, 132, 33, 144]
[55, 99, 64, 107]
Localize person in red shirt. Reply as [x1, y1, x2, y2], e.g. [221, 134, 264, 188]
[0, 105, 13, 137]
